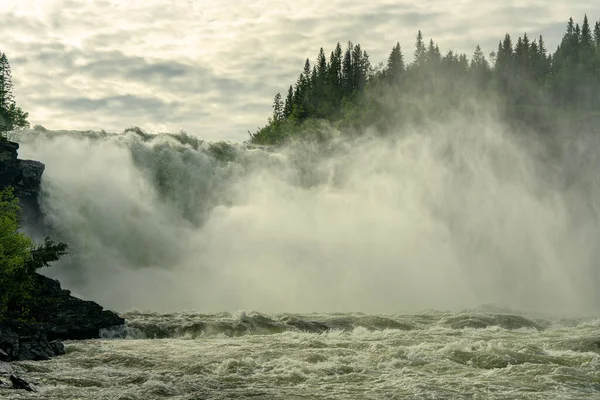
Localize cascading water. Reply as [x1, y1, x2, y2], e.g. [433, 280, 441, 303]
[12, 117, 600, 316]
[4, 116, 600, 398]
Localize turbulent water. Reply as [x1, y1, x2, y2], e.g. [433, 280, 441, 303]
[2, 311, 600, 399]
[12, 121, 600, 316]
[6, 119, 600, 397]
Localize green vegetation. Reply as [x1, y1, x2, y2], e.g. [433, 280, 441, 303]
[0, 51, 30, 139]
[250, 15, 600, 145]
[0, 187, 67, 321]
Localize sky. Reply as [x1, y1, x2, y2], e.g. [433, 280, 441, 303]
[0, 0, 598, 142]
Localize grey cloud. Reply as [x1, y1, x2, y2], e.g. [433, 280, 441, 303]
[58, 95, 183, 118]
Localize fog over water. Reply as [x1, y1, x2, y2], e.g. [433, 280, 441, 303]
[13, 110, 600, 316]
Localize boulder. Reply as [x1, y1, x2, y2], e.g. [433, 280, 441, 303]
[10, 375, 34, 392]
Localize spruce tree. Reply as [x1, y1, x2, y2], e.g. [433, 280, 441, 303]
[538, 35, 547, 57]
[283, 85, 293, 119]
[426, 39, 441, 64]
[471, 45, 486, 67]
[351, 43, 365, 91]
[316, 48, 327, 86]
[386, 42, 405, 83]
[413, 30, 427, 68]
[292, 73, 305, 119]
[272, 92, 283, 122]
[581, 15, 593, 48]
[329, 43, 342, 88]
[341, 41, 353, 96]
[327, 43, 343, 112]
[303, 59, 311, 82]
[0, 52, 28, 135]
[536, 35, 550, 79]
[514, 35, 530, 74]
[470, 45, 491, 87]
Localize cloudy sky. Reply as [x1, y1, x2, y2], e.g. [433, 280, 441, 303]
[0, 0, 597, 142]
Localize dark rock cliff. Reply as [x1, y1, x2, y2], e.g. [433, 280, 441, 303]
[0, 140, 45, 225]
[0, 274, 125, 361]
[0, 139, 125, 361]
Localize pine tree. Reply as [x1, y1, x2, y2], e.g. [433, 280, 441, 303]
[566, 17, 575, 37]
[362, 50, 371, 79]
[292, 73, 305, 118]
[493, 34, 514, 93]
[594, 20, 600, 47]
[316, 48, 328, 85]
[581, 15, 593, 48]
[351, 43, 366, 91]
[303, 59, 311, 82]
[413, 30, 427, 68]
[514, 34, 530, 74]
[538, 35, 547, 56]
[536, 35, 550, 79]
[328, 43, 342, 88]
[0, 52, 28, 135]
[426, 39, 441, 65]
[271, 92, 283, 122]
[470, 44, 491, 87]
[495, 33, 514, 72]
[386, 42, 405, 83]
[283, 85, 293, 118]
[471, 45, 486, 67]
[458, 53, 469, 72]
[341, 41, 354, 96]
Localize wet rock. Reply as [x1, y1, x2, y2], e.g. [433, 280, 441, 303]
[10, 375, 34, 392]
[0, 325, 20, 361]
[28, 273, 125, 341]
[17, 331, 56, 361]
[0, 140, 45, 225]
[49, 340, 65, 356]
[0, 274, 124, 361]
[0, 325, 65, 361]
[0, 140, 20, 185]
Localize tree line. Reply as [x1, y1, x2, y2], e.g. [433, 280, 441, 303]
[250, 15, 600, 144]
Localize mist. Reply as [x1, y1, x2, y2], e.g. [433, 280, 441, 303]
[12, 111, 600, 316]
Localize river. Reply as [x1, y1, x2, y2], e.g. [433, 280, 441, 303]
[2, 310, 600, 399]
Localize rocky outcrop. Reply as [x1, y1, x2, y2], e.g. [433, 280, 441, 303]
[27, 274, 125, 341]
[0, 324, 65, 362]
[0, 274, 124, 361]
[0, 140, 45, 224]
